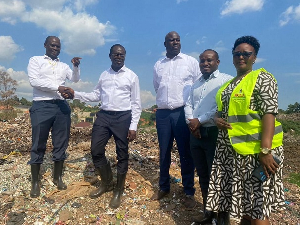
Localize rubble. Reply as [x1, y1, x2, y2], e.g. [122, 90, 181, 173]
[0, 116, 299, 224]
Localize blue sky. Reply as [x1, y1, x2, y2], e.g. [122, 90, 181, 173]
[0, 0, 299, 109]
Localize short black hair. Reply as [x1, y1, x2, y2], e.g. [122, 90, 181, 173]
[202, 49, 219, 60]
[44, 36, 59, 45]
[110, 44, 126, 54]
[232, 36, 260, 55]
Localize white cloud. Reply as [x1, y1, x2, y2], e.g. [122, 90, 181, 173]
[255, 58, 265, 63]
[0, 36, 23, 61]
[0, 0, 115, 56]
[186, 52, 200, 60]
[0, 0, 26, 24]
[196, 36, 207, 45]
[176, 0, 188, 4]
[140, 90, 156, 109]
[279, 5, 300, 26]
[214, 40, 227, 53]
[221, 0, 264, 16]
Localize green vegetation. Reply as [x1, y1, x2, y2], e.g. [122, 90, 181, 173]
[138, 111, 156, 127]
[277, 119, 300, 135]
[287, 173, 300, 187]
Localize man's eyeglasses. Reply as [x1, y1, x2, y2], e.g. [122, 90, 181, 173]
[111, 53, 125, 58]
[232, 51, 253, 58]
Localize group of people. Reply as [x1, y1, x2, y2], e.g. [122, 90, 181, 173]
[27, 32, 284, 225]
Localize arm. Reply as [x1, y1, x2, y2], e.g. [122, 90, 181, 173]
[66, 57, 82, 83]
[128, 76, 142, 141]
[153, 66, 159, 93]
[28, 57, 60, 92]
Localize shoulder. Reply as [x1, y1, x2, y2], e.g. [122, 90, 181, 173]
[154, 57, 166, 66]
[219, 72, 234, 80]
[124, 67, 138, 78]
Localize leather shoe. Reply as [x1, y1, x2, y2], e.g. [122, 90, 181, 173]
[183, 195, 196, 210]
[151, 190, 170, 200]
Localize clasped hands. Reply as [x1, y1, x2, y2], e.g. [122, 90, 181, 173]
[188, 118, 201, 139]
[58, 86, 75, 99]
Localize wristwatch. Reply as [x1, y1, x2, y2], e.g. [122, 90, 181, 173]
[260, 147, 272, 155]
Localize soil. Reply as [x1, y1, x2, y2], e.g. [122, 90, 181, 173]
[0, 115, 299, 225]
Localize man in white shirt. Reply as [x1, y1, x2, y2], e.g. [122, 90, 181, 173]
[66, 44, 142, 209]
[184, 49, 233, 224]
[152, 31, 201, 209]
[27, 36, 81, 198]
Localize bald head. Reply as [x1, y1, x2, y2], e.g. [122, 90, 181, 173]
[164, 31, 181, 59]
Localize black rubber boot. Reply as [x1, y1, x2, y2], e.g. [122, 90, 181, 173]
[53, 161, 67, 190]
[217, 211, 230, 225]
[89, 162, 113, 198]
[109, 173, 126, 209]
[30, 164, 41, 198]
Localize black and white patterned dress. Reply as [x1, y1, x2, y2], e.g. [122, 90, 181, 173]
[206, 71, 285, 220]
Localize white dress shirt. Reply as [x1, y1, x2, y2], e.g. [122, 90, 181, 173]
[74, 65, 142, 131]
[28, 55, 80, 101]
[153, 53, 201, 109]
[184, 70, 233, 127]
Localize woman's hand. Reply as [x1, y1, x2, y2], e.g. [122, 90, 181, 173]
[259, 152, 280, 179]
[214, 117, 232, 130]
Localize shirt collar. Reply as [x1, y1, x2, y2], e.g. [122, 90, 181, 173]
[110, 65, 127, 73]
[44, 54, 60, 62]
[199, 69, 220, 82]
[165, 52, 183, 60]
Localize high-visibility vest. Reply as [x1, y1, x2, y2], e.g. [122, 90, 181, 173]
[215, 68, 283, 155]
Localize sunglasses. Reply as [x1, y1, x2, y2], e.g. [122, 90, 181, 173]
[232, 51, 253, 58]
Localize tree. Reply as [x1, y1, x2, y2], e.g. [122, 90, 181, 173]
[0, 71, 18, 109]
[20, 97, 32, 106]
[286, 102, 300, 114]
[69, 99, 86, 110]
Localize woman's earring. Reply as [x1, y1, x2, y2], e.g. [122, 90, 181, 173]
[253, 61, 255, 64]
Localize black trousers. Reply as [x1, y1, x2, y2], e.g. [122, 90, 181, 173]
[28, 100, 71, 164]
[91, 110, 131, 174]
[190, 126, 218, 195]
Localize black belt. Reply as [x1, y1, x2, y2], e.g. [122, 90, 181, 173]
[39, 99, 65, 104]
[101, 110, 131, 115]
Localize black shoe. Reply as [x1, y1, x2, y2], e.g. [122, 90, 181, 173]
[109, 173, 126, 209]
[217, 211, 230, 225]
[151, 190, 170, 200]
[30, 164, 41, 198]
[53, 161, 67, 190]
[89, 162, 114, 198]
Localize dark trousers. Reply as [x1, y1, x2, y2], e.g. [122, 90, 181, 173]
[156, 107, 195, 196]
[91, 110, 131, 174]
[190, 126, 218, 195]
[28, 100, 71, 164]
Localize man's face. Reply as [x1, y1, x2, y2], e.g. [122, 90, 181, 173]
[44, 37, 61, 60]
[109, 46, 126, 70]
[199, 51, 220, 78]
[164, 32, 181, 58]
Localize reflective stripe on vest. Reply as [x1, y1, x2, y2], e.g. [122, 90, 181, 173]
[215, 68, 283, 155]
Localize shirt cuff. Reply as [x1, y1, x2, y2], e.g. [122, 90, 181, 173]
[129, 123, 137, 131]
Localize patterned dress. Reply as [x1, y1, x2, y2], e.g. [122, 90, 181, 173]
[206, 71, 285, 220]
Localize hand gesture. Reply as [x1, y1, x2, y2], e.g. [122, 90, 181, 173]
[71, 57, 82, 67]
[58, 86, 75, 99]
[214, 117, 232, 130]
[127, 130, 137, 142]
[259, 153, 280, 179]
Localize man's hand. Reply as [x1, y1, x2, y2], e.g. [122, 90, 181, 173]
[71, 57, 82, 67]
[191, 128, 201, 139]
[214, 117, 232, 130]
[188, 118, 201, 132]
[58, 86, 75, 99]
[127, 130, 136, 142]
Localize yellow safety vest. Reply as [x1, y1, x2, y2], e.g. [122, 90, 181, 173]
[215, 68, 283, 155]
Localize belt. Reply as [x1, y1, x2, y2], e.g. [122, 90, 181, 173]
[39, 99, 65, 104]
[101, 110, 131, 115]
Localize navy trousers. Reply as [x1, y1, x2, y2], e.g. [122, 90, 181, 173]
[190, 126, 218, 195]
[91, 110, 131, 174]
[156, 107, 195, 196]
[28, 100, 71, 164]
